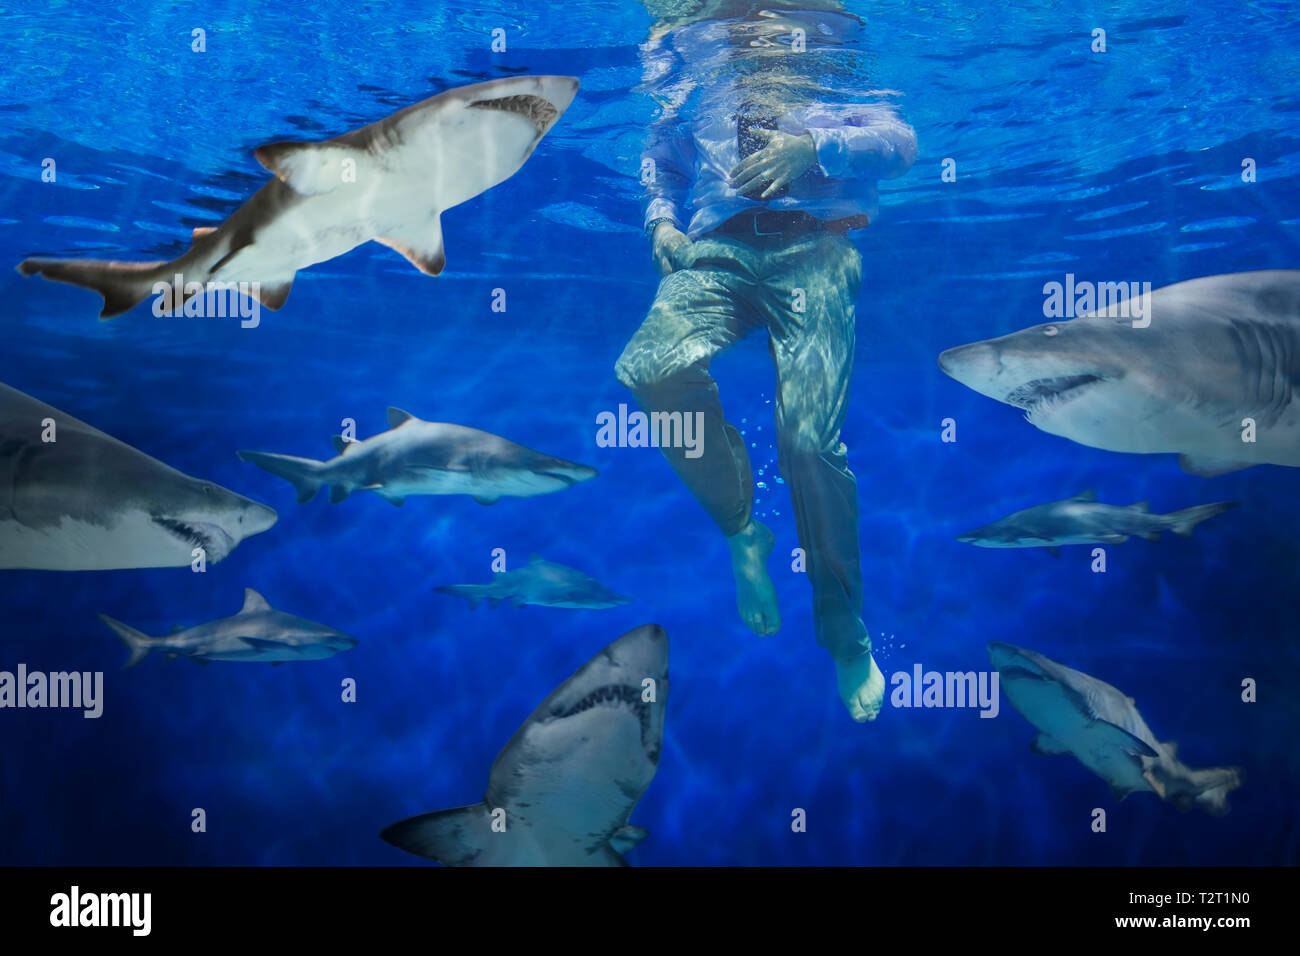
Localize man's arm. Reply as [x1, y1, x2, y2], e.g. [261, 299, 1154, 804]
[642, 116, 694, 234]
[804, 110, 919, 181]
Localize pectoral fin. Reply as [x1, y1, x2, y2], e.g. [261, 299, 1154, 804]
[376, 216, 446, 276]
[609, 825, 649, 855]
[1089, 719, 1158, 757]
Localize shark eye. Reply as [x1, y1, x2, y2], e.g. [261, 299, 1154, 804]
[201, 484, 215, 495]
[1042, 325, 1059, 337]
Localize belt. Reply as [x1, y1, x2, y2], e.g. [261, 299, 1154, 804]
[712, 209, 869, 241]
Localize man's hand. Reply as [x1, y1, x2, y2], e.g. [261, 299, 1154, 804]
[651, 221, 690, 275]
[729, 129, 818, 199]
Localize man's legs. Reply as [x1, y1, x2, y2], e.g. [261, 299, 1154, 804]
[614, 240, 781, 635]
[760, 233, 883, 721]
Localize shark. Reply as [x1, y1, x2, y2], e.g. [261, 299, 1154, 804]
[238, 407, 597, 506]
[0, 381, 277, 570]
[435, 555, 633, 609]
[382, 623, 669, 866]
[17, 75, 580, 318]
[100, 588, 358, 667]
[988, 641, 1242, 815]
[937, 271, 1300, 476]
[958, 490, 1238, 554]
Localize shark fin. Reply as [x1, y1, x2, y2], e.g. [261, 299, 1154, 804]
[98, 614, 154, 668]
[237, 449, 328, 503]
[252, 279, 293, 311]
[1030, 733, 1070, 756]
[241, 588, 272, 613]
[1178, 454, 1253, 477]
[473, 495, 500, 506]
[254, 141, 358, 196]
[330, 484, 351, 504]
[1109, 782, 1138, 802]
[433, 585, 483, 609]
[375, 216, 446, 276]
[1089, 719, 1158, 758]
[332, 435, 355, 454]
[1165, 740, 1178, 757]
[387, 407, 416, 428]
[609, 825, 649, 854]
[191, 226, 217, 242]
[17, 256, 168, 319]
[1167, 500, 1240, 537]
[1141, 531, 1162, 542]
[1130, 500, 1150, 512]
[381, 804, 489, 866]
[367, 485, 405, 506]
[1073, 488, 1097, 501]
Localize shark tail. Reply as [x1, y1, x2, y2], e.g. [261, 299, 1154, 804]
[381, 803, 488, 866]
[98, 614, 156, 668]
[17, 257, 170, 319]
[1177, 766, 1244, 816]
[237, 450, 331, 503]
[1167, 501, 1240, 537]
[433, 584, 489, 609]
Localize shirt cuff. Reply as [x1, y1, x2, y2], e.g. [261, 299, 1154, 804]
[644, 198, 683, 233]
[807, 127, 848, 178]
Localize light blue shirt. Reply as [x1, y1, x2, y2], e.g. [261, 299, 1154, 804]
[641, 10, 918, 238]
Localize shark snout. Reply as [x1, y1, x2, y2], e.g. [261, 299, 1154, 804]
[986, 641, 1025, 671]
[542, 461, 598, 486]
[239, 500, 279, 536]
[540, 76, 580, 117]
[938, 341, 1002, 391]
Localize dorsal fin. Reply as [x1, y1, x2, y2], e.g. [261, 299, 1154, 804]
[1130, 500, 1150, 512]
[241, 588, 272, 614]
[387, 407, 417, 428]
[1073, 488, 1097, 501]
[332, 435, 354, 455]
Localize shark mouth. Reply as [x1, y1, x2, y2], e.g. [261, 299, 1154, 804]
[557, 683, 656, 757]
[152, 514, 234, 561]
[540, 471, 580, 487]
[468, 94, 559, 134]
[1004, 374, 1102, 415]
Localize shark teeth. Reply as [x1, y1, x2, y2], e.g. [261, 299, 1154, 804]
[151, 514, 229, 559]
[1005, 374, 1102, 413]
[558, 683, 653, 752]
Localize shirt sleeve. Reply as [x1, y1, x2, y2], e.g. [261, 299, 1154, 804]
[639, 36, 695, 233]
[805, 110, 918, 182]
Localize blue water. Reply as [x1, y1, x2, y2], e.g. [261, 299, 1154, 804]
[1, 0, 1298, 865]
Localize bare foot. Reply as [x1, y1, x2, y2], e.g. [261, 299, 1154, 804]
[726, 519, 781, 636]
[837, 652, 885, 722]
